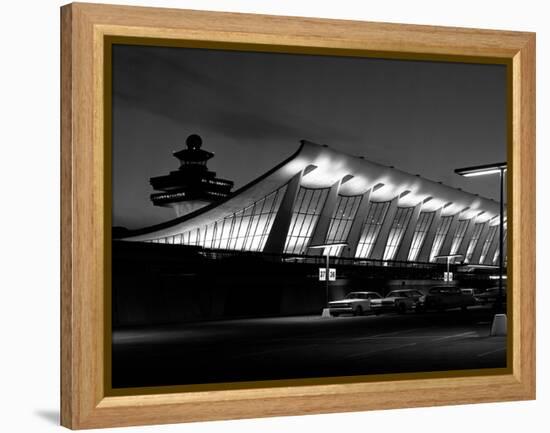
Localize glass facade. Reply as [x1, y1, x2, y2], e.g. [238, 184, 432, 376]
[141, 175, 506, 267]
[383, 207, 414, 261]
[284, 187, 330, 254]
[407, 211, 435, 261]
[429, 215, 453, 262]
[323, 195, 363, 256]
[465, 222, 485, 263]
[449, 219, 470, 256]
[355, 201, 391, 259]
[479, 224, 498, 264]
[164, 185, 287, 251]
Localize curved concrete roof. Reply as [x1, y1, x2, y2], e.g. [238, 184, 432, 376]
[122, 140, 503, 242]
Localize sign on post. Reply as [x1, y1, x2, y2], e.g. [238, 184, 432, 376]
[443, 272, 453, 282]
[319, 268, 326, 281]
[319, 268, 336, 281]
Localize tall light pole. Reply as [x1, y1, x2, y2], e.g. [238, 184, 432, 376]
[455, 162, 507, 311]
[310, 242, 348, 306]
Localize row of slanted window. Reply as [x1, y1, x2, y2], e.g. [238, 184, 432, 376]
[149, 186, 504, 265]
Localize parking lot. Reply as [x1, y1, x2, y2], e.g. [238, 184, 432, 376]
[112, 306, 507, 388]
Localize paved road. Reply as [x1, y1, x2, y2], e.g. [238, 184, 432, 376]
[112, 307, 507, 388]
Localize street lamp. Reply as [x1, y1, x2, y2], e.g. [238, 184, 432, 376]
[455, 162, 507, 311]
[309, 242, 348, 306]
[433, 254, 463, 282]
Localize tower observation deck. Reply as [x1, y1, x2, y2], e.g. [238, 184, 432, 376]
[150, 134, 234, 217]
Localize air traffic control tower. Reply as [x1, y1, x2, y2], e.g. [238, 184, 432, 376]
[149, 134, 234, 217]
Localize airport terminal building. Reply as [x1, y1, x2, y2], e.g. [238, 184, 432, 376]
[121, 139, 506, 267]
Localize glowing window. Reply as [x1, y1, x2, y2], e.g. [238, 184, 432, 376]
[429, 215, 453, 262]
[284, 187, 330, 254]
[383, 207, 414, 261]
[465, 222, 485, 263]
[479, 225, 498, 264]
[355, 201, 390, 259]
[177, 185, 286, 252]
[408, 211, 435, 261]
[449, 219, 470, 256]
[324, 195, 362, 256]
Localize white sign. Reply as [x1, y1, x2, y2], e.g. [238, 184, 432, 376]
[443, 272, 453, 282]
[319, 268, 336, 281]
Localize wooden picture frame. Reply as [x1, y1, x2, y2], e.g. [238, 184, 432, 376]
[61, 2, 535, 429]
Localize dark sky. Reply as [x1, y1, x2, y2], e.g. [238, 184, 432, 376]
[112, 44, 507, 229]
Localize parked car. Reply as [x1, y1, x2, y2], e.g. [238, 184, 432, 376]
[416, 286, 476, 312]
[370, 289, 424, 314]
[328, 291, 382, 316]
[460, 287, 487, 304]
[475, 287, 507, 305]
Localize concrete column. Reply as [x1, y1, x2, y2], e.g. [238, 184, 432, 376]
[436, 213, 459, 260]
[395, 202, 422, 261]
[263, 170, 303, 254]
[342, 189, 372, 258]
[369, 197, 398, 260]
[456, 218, 476, 260]
[484, 225, 500, 264]
[470, 222, 490, 264]
[416, 207, 442, 263]
[308, 180, 342, 255]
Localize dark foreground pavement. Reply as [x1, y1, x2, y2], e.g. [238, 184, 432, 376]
[112, 307, 507, 388]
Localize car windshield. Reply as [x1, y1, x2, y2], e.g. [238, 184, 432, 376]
[430, 287, 449, 295]
[345, 293, 362, 299]
[429, 287, 458, 294]
[387, 291, 405, 297]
